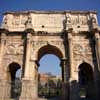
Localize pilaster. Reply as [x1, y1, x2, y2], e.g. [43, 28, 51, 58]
[95, 32, 100, 71]
[0, 33, 6, 79]
[94, 31, 100, 100]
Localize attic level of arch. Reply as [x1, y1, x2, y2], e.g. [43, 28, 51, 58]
[1, 10, 99, 35]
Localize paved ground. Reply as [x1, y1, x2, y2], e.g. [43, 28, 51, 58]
[38, 97, 60, 100]
[38, 97, 96, 100]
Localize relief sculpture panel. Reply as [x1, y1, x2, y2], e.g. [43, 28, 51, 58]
[71, 15, 88, 25]
[73, 42, 92, 61]
[5, 42, 24, 55]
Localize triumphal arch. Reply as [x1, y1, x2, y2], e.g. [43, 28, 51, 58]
[0, 10, 100, 100]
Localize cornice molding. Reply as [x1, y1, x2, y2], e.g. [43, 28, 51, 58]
[0, 28, 9, 34]
[3, 10, 97, 15]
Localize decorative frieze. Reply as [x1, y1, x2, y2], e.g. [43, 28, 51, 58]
[32, 40, 64, 47]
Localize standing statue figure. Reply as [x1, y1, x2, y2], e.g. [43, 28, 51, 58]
[63, 16, 71, 31]
[25, 15, 32, 29]
[91, 16, 96, 24]
[27, 15, 32, 24]
[63, 17, 67, 30]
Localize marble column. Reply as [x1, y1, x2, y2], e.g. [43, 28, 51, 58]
[61, 58, 68, 82]
[0, 33, 6, 79]
[24, 33, 32, 79]
[61, 58, 69, 100]
[30, 60, 38, 99]
[68, 33, 73, 80]
[20, 32, 38, 100]
[94, 32, 100, 100]
[20, 63, 38, 100]
[95, 32, 100, 71]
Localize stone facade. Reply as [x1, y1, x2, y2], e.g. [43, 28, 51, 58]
[0, 10, 100, 100]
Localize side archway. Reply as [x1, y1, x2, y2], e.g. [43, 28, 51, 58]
[78, 62, 95, 98]
[8, 62, 21, 98]
[8, 62, 21, 81]
[78, 62, 94, 85]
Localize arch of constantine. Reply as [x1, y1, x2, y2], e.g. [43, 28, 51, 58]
[0, 10, 100, 100]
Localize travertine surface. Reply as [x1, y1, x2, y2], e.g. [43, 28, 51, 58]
[1, 10, 98, 33]
[0, 10, 100, 100]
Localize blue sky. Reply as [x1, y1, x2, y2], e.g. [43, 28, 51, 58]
[39, 54, 61, 76]
[0, 0, 100, 75]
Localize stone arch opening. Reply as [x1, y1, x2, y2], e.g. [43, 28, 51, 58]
[37, 44, 64, 61]
[8, 62, 21, 98]
[78, 62, 95, 98]
[37, 45, 64, 99]
[9, 62, 21, 81]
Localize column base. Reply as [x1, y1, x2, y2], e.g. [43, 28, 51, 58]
[62, 82, 70, 100]
[69, 80, 80, 100]
[0, 80, 11, 100]
[19, 79, 38, 100]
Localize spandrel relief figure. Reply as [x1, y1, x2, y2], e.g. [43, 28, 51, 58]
[73, 44, 83, 55]
[63, 18, 67, 30]
[6, 43, 23, 55]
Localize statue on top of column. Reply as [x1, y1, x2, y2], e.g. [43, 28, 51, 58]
[25, 15, 33, 29]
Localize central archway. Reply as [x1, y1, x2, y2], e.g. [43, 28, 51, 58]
[37, 45, 64, 100]
[37, 44, 64, 61]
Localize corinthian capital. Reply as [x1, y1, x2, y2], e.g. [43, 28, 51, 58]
[95, 32, 100, 39]
[68, 33, 72, 40]
[60, 58, 68, 66]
